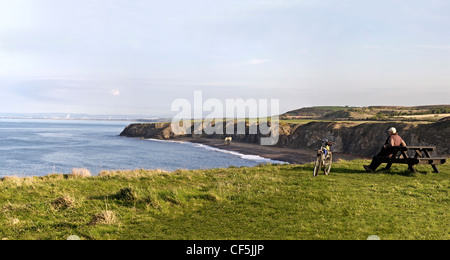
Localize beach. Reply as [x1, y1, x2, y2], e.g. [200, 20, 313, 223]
[175, 137, 368, 164]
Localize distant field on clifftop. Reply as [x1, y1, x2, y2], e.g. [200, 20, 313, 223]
[1, 160, 448, 240]
[282, 105, 450, 122]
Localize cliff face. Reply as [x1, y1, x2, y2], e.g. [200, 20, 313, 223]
[280, 120, 449, 157]
[120, 118, 450, 157]
[120, 123, 174, 139]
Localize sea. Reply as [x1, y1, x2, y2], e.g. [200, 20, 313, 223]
[0, 119, 283, 177]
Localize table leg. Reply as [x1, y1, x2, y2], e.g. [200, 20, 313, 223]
[401, 150, 409, 159]
[414, 149, 422, 158]
[384, 151, 398, 171]
[423, 150, 440, 173]
[408, 164, 417, 173]
[423, 150, 433, 157]
[432, 165, 440, 173]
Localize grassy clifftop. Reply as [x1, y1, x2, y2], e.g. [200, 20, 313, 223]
[1, 161, 448, 240]
[283, 105, 450, 121]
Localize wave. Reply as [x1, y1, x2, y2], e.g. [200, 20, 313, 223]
[37, 133, 74, 138]
[190, 143, 287, 164]
[144, 138, 187, 144]
[145, 139, 287, 164]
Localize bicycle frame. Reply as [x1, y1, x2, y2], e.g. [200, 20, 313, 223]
[313, 139, 333, 176]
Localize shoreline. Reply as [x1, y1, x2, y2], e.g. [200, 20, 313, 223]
[170, 137, 368, 164]
[0, 135, 368, 179]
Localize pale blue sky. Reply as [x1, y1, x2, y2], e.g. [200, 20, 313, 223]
[0, 0, 449, 116]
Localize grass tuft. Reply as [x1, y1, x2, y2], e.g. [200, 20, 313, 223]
[98, 169, 168, 179]
[89, 210, 117, 226]
[113, 188, 138, 202]
[51, 195, 76, 210]
[70, 168, 92, 178]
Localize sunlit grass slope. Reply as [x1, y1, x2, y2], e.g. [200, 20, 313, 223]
[0, 160, 448, 240]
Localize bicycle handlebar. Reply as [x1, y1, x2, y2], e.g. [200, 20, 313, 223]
[315, 137, 333, 145]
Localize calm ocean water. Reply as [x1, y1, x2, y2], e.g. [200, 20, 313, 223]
[0, 119, 282, 177]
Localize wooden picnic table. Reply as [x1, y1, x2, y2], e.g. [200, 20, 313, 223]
[380, 146, 447, 173]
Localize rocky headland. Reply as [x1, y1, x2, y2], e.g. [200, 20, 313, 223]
[120, 118, 450, 161]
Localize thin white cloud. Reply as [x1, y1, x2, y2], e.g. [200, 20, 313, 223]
[110, 89, 120, 96]
[256, 0, 325, 9]
[362, 45, 382, 49]
[417, 45, 450, 50]
[244, 59, 271, 65]
[361, 45, 418, 53]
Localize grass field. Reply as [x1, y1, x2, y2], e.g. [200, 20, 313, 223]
[0, 160, 448, 240]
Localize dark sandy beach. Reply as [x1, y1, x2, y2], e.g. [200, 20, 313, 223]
[175, 137, 368, 164]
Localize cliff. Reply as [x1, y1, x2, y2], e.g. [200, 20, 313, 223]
[120, 118, 450, 157]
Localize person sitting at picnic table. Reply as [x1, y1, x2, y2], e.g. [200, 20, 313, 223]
[364, 127, 407, 173]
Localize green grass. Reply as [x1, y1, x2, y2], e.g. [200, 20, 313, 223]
[311, 106, 358, 111]
[0, 160, 448, 240]
[279, 119, 328, 124]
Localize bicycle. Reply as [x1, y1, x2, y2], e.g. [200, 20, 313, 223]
[313, 137, 333, 177]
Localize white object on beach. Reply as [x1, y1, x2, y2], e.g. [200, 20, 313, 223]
[224, 137, 232, 144]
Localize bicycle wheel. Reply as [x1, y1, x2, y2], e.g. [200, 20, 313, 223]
[324, 152, 332, 175]
[313, 153, 323, 177]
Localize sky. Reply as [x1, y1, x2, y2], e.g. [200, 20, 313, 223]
[0, 0, 449, 116]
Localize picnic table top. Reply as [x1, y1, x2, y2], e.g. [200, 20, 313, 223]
[387, 146, 436, 151]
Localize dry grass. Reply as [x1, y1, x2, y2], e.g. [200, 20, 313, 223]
[41, 174, 65, 181]
[99, 169, 168, 179]
[89, 210, 117, 225]
[9, 218, 20, 226]
[1, 176, 35, 186]
[400, 113, 450, 119]
[70, 168, 92, 178]
[51, 195, 76, 210]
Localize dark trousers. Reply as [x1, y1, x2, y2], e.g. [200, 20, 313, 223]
[368, 148, 393, 171]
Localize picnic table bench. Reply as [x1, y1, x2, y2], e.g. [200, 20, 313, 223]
[377, 146, 447, 173]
